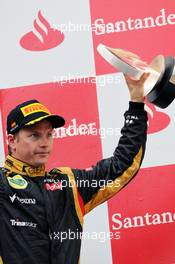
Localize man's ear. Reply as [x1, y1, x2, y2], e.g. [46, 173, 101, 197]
[7, 134, 16, 153]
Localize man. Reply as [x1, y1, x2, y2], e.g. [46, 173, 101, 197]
[0, 73, 149, 264]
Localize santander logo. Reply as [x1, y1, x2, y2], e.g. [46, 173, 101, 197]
[145, 101, 170, 134]
[20, 10, 64, 51]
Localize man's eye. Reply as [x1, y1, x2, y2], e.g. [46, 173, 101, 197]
[30, 133, 39, 138]
[48, 133, 53, 138]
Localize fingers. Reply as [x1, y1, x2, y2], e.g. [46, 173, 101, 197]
[124, 72, 150, 86]
[139, 72, 150, 83]
[123, 74, 137, 85]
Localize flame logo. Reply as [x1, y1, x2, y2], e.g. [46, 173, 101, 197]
[145, 101, 170, 134]
[20, 10, 64, 51]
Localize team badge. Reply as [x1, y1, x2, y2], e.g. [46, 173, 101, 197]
[7, 175, 28, 189]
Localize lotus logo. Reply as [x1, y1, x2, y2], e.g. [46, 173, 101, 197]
[20, 10, 64, 51]
[7, 175, 28, 189]
[145, 101, 170, 134]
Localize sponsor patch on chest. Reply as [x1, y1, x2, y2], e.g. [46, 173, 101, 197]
[7, 175, 28, 189]
[44, 178, 63, 191]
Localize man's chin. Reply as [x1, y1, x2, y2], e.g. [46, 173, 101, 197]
[32, 158, 48, 168]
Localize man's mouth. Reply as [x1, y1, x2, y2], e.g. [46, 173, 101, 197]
[35, 152, 49, 155]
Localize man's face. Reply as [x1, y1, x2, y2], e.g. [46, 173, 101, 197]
[8, 119, 54, 167]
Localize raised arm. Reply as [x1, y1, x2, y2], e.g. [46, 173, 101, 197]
[70, 73, 149, 214]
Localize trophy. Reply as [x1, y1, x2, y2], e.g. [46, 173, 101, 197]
[97, 44, 175, 108]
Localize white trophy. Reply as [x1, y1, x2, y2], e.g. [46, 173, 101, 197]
[97, 44, 175, 108]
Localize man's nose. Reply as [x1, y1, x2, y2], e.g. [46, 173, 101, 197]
[40, 136, 49, 147]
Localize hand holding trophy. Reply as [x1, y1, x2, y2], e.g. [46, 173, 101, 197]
[97, 44, 175, 108]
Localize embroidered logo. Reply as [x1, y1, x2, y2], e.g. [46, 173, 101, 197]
[7, 175, 28, 189]
[45, 182, 62, 191]
[10, 219, 37, 228]
[9, 193, 36, 204]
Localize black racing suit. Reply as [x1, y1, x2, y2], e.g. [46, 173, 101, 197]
[0, 102, 147, 264]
